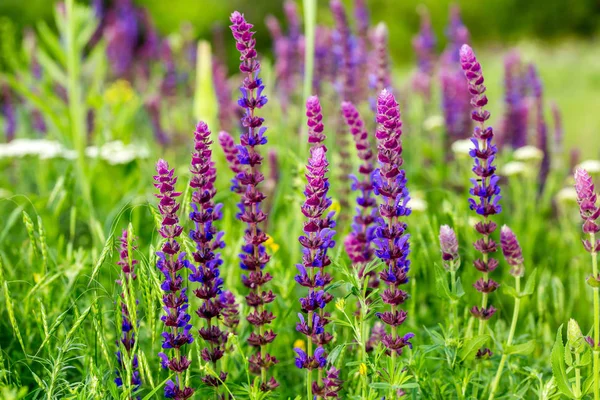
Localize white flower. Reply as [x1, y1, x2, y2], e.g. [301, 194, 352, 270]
[0, 139, 75, 160]
[501, 161, 527, 177]
[408, 197, 428, 212]
[555, 187, 578, 204]
[576, 160, 600, 174]
[86, 141, 149, 165]
[513, 145, 543, 162]
[451, 139, 472, 157]
[423, 115, 445, 132]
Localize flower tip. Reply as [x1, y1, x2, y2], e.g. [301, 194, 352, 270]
[374, 22, 388, 37]
[459, 44, 472, 57]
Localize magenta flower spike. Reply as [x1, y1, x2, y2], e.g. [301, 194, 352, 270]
[372, 89, 414, 362]
[341, 101, 377, 282]
[229, 11, 278, 392]
[459, 44, 501, 350]
[153, 159, 194, 400]
[294, 95, 342, 398]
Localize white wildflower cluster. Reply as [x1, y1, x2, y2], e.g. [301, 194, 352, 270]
[0, 139, 149, 165]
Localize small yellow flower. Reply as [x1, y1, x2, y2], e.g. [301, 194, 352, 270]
[359, 363, 368, 376]
[335, 298, 345, 311]
[104, 79, 135, 106]
[33, 273, 41, 283]
[293, 339, 306, 352]
[329, 199, 341, 217]
[264, 235, 279, 254]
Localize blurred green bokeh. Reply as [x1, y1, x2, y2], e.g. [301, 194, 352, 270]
[1, 0, 599, 64]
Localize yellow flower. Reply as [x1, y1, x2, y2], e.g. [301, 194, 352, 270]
[104, 80, 135, 105]
[359, 363, 368, 376]
[335, 298, 345, 311]
[33, 273, 41, 283]
[329, 199, 341, 217]
[264, 235, 279, 254]
[293, 339, 306, 352]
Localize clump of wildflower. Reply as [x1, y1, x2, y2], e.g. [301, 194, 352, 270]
[186, 121, 230, 390]
[153, 159, 194, 399]
[527, 64, 550, 190]
[114, 229, 142, 395]
[217, 130, 244, 194]
[212, 60, 239, 133]
[440, 66, 472, 146]
[459, 44, 501, 350]
[370, 22, 392, 109]
[341, 101, 378, 283]
[443, 4, 470, 63]
[574, 168, 600, 251]
[313, 26, 334, 94]
[295, 96, 341, 398]
[229, 11, 278, 391]
[372, 89, 414, 360]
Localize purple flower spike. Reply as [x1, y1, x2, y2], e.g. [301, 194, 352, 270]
[502, 51, 528, 149]
[153, 159, 194, 399]
[440, 66, 472, 145]
[372, 89, 413, 359]
[188, 121, 233, 390]
[370, 23, 392, 96]
[296, 95, 341, 398]
[412, 8, 436, 101]
[212, 60, 240, 133]
[1, 86, 16, 142]
[229, 11, 278, 392]
[527, 64, 550, 190]
[459, 44, 500, 341]
[443, 4, 470, 64]
[341, 101, 378, 283]
[439, 225, 460, 271]
[500, 225, 524, 277]
[114, 230, 142, 393]
[575, 169, 600, 246]
[314, 26, 334, 94]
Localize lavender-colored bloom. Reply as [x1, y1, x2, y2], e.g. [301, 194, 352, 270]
[372, 89, 413, 356]
[439, 225, 460, 271]
[145, 97, 170, 145]
[330, 0, 356, 102]
[295, 95, 341, 398]
[283, 0, 302, 73]
[440, 67, 472, 145]
[218, 130, 244, 194]
[212, 60, 239, 133]
[551, 101, 563, 157]
[229, 11, 278, 392]
[186, 121, 231, 389]
[527, 64, 550, 190]
[153, 159, 194, 399]
[104, 0, 138, 77]
[459, 44, 501, 330]
[32, 109, 47, 135]
[313, 366, 343, 398]
[353, 0, 370, 101]
[220, 290, 240, 330]
[574, 169, 600, 245]
[370, 23, 392, 96]
[1, 86, 16, 142]
[412, 8, 436, 100]
[502, 51, 528, 149]
[341, 101, 378, 284]
[114, 230, 142, 393]
[443, 4, 470, 64]
[313, 26, 334, 94]
[500, 225, 524, 277]
[160, 41, 178, 98]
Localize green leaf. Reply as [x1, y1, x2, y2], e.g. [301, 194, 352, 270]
[586, 275, 600, 288]
[141, 375, 173, 400]
[506, 340, 536, 355]
[459, 335, 490, 362]
[327, 344, 345, 365]
[522, 268, 537, 296]
[502, 284, 519, 299]
[551, 325, 574, 398]
[434, 265, 452, 300]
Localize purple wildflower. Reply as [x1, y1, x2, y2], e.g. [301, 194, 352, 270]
[372, 89, 413, 358]
[1, 86, 16, 142]
[229, 11, 278, 392]
[186, 121, 231, 390]
[354, 0, 370, 101]
[283, 0, 302, 74]
[145, 97, 170, 146]
[459, 44, 501, 338]
[551, 101, 563, 157]
[412, 8, 436, 101]
[295, 95, 341, 398]
[440, 66, 472, 146]
[104, 0, 139, 77]
[314, 26, 334, 94]
[502, 51, 528, 149]
[439, 225, 460, 270]
[330, 0, 356, 102]
[574, 169, 600, 247]
[160, 41, 178, 98]
[527, 64, 550, 190]
[220, 290, 240, 331]
[153, 159, 194, 399]
[370, 23, 392, 96]
[341, 101, 378, 283]
[500, 225, 524, 277]
[212, 60, 239, 133]
[114, 229, 142, 394]
[442, 4, 470, 64]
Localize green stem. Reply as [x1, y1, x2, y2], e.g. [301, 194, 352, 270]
[575, 352, 582, 396]
[591, 232, 598, 400]
[450, 268, 458, 334]
[307, 310, 313, 400]
[488, 275, 521, 400]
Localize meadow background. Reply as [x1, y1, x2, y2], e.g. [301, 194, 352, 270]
[0, 0, 599, 399]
